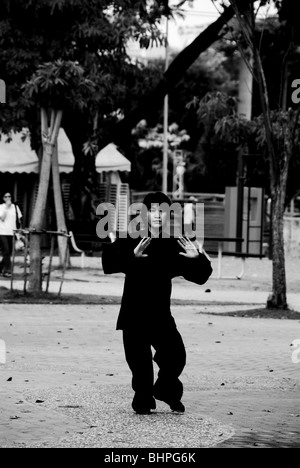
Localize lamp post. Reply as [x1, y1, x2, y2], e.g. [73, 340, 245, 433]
[162, 16, 169, 195]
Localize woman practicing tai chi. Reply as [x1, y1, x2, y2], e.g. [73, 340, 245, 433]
[102, 192, 212, 415]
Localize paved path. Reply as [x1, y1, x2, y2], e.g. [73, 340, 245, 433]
[1, 254, 300, 448]
[0, 303, 300, 448]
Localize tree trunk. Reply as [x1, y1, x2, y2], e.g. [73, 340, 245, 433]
[63, 115, 89, 220]
[29, 141, 52, 292]
[52, 142, 69, 267]
[253, 44, 288, 310]
[28, 108, 63, 293]
[230, 0, 289, 310]
[267, 165, 289, 309]
[267, 188, 287, 309]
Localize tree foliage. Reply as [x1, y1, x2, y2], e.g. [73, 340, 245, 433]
[0, 0, 177, 216]
[0, 0, 180, 145]
[204, 91, 300, 160]
[23, 60, 96, 111]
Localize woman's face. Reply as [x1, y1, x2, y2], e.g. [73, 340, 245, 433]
[3, 193, 12, 206]
[147, 203, 167, 231]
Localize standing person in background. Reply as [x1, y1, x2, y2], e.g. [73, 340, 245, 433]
[0, 193, 23, 278]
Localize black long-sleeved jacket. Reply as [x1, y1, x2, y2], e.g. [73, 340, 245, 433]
[102, 236, 213, 330]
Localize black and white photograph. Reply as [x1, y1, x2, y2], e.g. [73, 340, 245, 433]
[0, 0, 300, 453]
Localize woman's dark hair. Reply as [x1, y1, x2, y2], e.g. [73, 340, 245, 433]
[2, 192, 14, 202]
[143, 192, 172, 211]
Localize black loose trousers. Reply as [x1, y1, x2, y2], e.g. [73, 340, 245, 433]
[102, 236, 213, 403]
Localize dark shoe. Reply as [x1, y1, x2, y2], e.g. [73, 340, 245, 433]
[134, 407, 152, 415]
[132, 394, 156, 415]
[154, 391, 185, 413]
[168, 400, 185, 413]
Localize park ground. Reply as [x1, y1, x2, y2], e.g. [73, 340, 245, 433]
[0, 253, 299, 448]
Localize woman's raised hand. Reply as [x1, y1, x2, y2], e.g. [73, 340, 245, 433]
[178, 236, 200, 258]
[134, 237, 151, 258]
